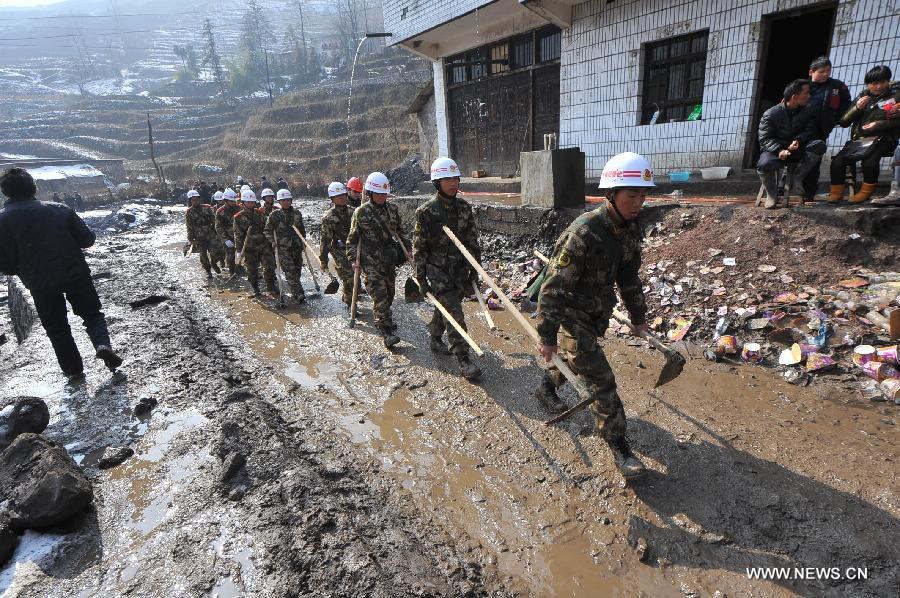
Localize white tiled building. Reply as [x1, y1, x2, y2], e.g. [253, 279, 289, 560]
[383, 0, 899, 178]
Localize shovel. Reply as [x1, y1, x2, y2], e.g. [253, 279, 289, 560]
[533, 250, 686, 389]
[349, 243, 362, 328]
[292, 225, 339, 294]
[271, 229, 289, 307]
[611, 308, 686, 388]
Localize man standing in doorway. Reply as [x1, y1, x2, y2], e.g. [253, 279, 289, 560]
[804, 57, 851, 201]
[0, 168, 122, 383]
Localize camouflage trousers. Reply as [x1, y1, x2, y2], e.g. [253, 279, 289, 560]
[545, 322, 628, 451]
[242, 246, 277, 294]
[190, 239, 218, 272]
[427, 286, 469, 355]
[276, 244, 306, 301]
[329, 250, 355, 304]
[363, 266, 396, 333]
[221, 237, 237, 274]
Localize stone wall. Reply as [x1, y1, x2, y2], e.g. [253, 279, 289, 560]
[7, 277, 35, 344]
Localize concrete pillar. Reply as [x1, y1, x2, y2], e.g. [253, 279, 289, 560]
[432, 59, 451, 157]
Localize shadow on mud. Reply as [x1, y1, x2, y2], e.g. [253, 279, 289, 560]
[625, 401, 898, 597]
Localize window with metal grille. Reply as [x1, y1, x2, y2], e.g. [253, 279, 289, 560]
[490, 43, 509, 75]
[510, 35, 533, 69]
[537, 28, 560, 63]
[641, 30, 708, 124]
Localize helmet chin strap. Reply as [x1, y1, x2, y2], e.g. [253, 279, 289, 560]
[608, 192, 628, 221]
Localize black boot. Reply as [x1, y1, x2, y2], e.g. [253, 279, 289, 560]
[382, 332, 400, 349]
[205, 268, 213, 279]
[95, 345, 123, 372]
[535, 375, 566, 414]
[607, 440, 646, 480]
[456, 353, 481, 380]
[430, 336, 450, 355]
[250, 281, 261, 297]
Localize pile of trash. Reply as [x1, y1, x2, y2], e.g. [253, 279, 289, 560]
[630, 255, 899, 401]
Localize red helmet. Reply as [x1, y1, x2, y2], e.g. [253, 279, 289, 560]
[346, 177, 363, 193]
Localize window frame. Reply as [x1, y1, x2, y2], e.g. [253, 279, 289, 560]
[445, 25, 560, 89]
[640, 29, 709, 125]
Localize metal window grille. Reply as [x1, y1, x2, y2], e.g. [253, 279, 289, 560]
[641, 30, 708, 124]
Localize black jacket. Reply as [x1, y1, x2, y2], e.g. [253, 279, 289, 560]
[840, 81, 900, 143]
[758, 103, 818, 153]
[808, 78, 851, 139]
[0, 197, 95, 290]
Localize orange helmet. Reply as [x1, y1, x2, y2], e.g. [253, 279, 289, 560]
[346, 177, 363, 193]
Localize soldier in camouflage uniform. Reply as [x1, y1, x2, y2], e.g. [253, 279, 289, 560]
[216, 189, 242, 275]
[414, 157, 481, 380]
[535, 152, 654, 480]
[233, 189, 269, 296]
[257, 188, 279, 296]
[345, 172, 408, 348]
[184, 189, 221, 278]
[320, 182, 355, 306]
[346, 177, 363, 209]
[212, 189, 232, 272]
[264, 188, 307, 305]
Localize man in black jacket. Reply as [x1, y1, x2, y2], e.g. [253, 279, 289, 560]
[0, 168, 122, 383]
[756, 79, 826, 208]
[804, 57, 851, 200]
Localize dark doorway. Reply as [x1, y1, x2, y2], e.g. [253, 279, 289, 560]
[744, 3, 837, 168]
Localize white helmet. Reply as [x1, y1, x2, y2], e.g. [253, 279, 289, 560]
[327, 182, 347, 197]
[212, 191, 224, 201]
[598, 152, 655, 189]
[223, 188, 237, 200]
[240, 184, 252, 193]
[364, 172, 390, 194]
[276, 188, 293, 201]
[261, 188, 275, 198]
[430, 157, 461, 181]
[186, 189, 200, 199]
[240, 189, 258, 202]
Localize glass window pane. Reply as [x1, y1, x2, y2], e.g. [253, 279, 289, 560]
[688, 79, 703, 98]
[692, 34, 707, 53]
[690, 59, 704, 79]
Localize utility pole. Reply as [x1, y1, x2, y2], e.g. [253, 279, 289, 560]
[147, 113, 166, 197]
[297, 1, 308, 78]
[264, 50, 274, 107]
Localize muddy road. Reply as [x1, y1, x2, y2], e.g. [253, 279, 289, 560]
[1, 201, 897, 597]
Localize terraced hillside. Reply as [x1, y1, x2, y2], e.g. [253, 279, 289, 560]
[159, 54, 431, 185]
[0, 92, 256, 167]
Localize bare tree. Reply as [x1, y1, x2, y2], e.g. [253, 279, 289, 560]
[240, 0, 270, 82]
[331, 0, 363, 67]
[200, 19, 227, 95]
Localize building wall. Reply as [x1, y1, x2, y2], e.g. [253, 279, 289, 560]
[384, 0, 495, 43]
[416, 92, 439, 167]
[562, 0, 900, 177]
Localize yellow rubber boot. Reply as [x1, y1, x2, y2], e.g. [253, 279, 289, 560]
[850, 182, 878, 204]
[827, 184, 845, 203]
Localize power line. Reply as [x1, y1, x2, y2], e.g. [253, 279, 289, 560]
[0, 11, 206, 21]
[2, 29, 191, 41]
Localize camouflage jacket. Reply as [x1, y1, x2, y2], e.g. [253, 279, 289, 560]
[319, 204, 352, 266]
[185, 204, 217, 244]
[413, 193, 480, 288]
[261, 203, 276, 218]
[264, 206, 306, 252]
[233, 207, 268, 253]
[536, 203, 647, 345]
[215, 204, 240, 240]
[346, 200, 407, 273]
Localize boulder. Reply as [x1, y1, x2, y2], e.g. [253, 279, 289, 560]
[0, 433, 93, 530]
[0, 513, 18, 567]
[0, 397, 50, 451]
[97, 445, 134, 469]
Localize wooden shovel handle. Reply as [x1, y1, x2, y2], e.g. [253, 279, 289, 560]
[444, 226, 590, 400]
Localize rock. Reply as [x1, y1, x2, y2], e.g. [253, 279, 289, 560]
[0, 513, 19, 567]
[97, 445, 134, 469]
[0, 433, 93, 530]
[134, 396, 158, 416]
[0, 333, 6, 346]
[228, 486, 246, 501]
[0, 397, 50, 451]
[128, 294, 169, 309]
[635, 537, 651, 563]
[220, 452, 246, 482]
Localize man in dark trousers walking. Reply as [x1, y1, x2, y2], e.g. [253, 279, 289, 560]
[0, 168, 122, 384]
